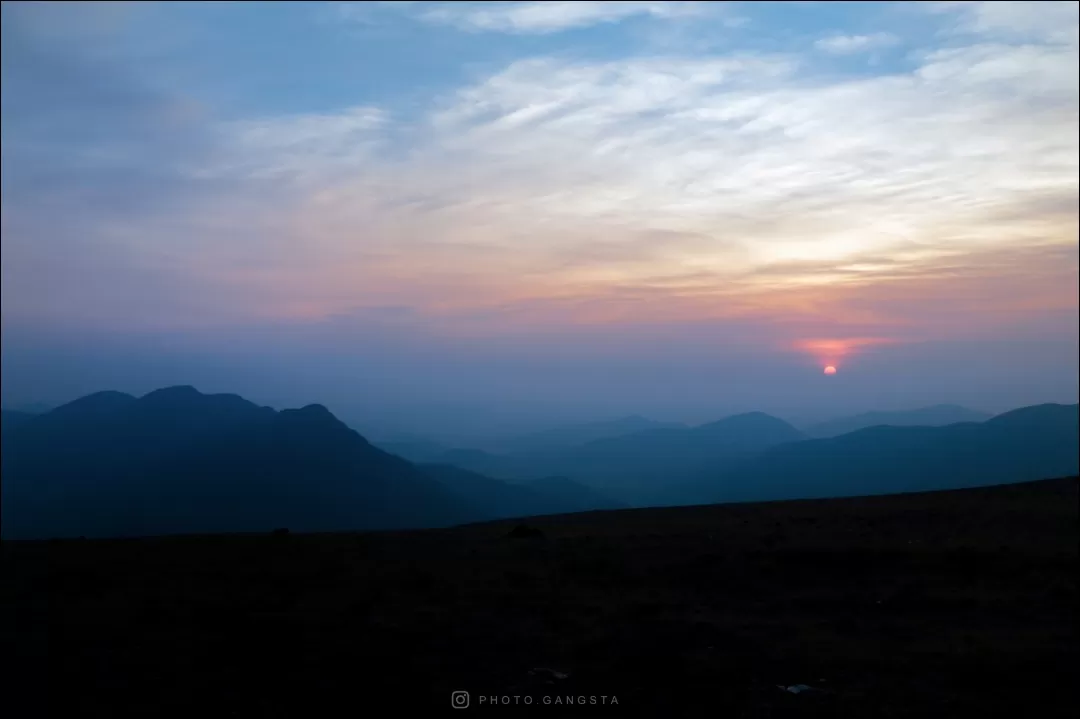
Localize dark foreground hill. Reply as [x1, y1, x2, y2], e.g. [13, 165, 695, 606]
[4, 476, 1076, 717]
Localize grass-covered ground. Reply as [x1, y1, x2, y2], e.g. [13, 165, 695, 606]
[4, 477, 1076, 717]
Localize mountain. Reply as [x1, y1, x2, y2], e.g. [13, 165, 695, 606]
[806, 404, 992, 438]
[404, 411, 807, 504]
[1, 386, 477, 539]
[563, 412, 804, 467]
[522, 475, 628, 512]
[2, 401, 53, 415]
[12, 388, 1068, 540]
[420, 465, 625, 519]
[376, 436, 451, 463]
[1, 409, 38, 431]
[436, 447, 526, 478]
[487, 415, 686, 454]
[671, 403, 1079, 506]
[520, 412, 807, 503]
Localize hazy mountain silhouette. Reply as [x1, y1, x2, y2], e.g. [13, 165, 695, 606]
[4, 386, 1075, 539]
[570, 411, 805, 459]
[379, 415, 686, 475]
[520, 412, 807, 501]
[420, 464, 625, 519]
[522, 475, 628, 511]
[436, 447, 528, 478]
[372, 445, 525, 480]
[1, 409, 38, 432]
[400, 412, 807, 502]
[376, 436, 451, 463]
[1, 386, 477, 538]
[670, 403, 1079, 506]
[806, 404, 992, 438]
[487, 415, 686, 454]
[2, 401, 53, 415]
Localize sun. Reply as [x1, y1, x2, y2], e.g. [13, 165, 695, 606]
[823, 365, 837, 375]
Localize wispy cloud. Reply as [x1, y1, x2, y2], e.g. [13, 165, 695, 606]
[3, 0, 1077, 355]
[212, 106, 387, 181]
[930, 1, 1079, 45]
[395, 1, 712, 34]
[814, 32, 899, 55]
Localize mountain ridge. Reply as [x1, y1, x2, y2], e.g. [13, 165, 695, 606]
[669, 403, 1079, 506]
[805, 404, 992, 438]
[1, 386, 629, 538]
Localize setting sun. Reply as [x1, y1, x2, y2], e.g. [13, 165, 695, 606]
[824, 366, 837, 375]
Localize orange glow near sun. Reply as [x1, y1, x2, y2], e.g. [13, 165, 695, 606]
[792, 337, 898, 373]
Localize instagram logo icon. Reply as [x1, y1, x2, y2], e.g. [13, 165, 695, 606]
[451, 691, 470, 709]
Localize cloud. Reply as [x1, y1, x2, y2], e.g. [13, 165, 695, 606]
[814, 32, 900, 55]
[930, 1, 1079, 45]
[352, 1, 714, 34]
[3, 0, 1077, 356]
[72, 16, 1069, 342]
[211, 106, 388, 182]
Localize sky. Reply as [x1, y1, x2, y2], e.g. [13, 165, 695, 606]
[2, 1, 1078, 441]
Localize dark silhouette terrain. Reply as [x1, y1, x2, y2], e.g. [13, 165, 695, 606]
[1, 386, 473, 537]
[3, 389, 1077, 538]
[4, 476, 1076, 717]
[0, 387, 623, 538]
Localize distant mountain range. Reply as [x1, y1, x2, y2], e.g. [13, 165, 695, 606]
[378, 414, 685, 463]
[668, 403, 1078, 506]
[2, 389, 1075, 539]
[485, 415, 686, 454]
[382, 412, 808, 503]
[386, 405, 1014, 504]
[375, 404, 1074, 507]
[805, 404, 992, 438]
[529, 412, 807, 501]
[0, 387, 620, 539]
[419, 465, 627, 520]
